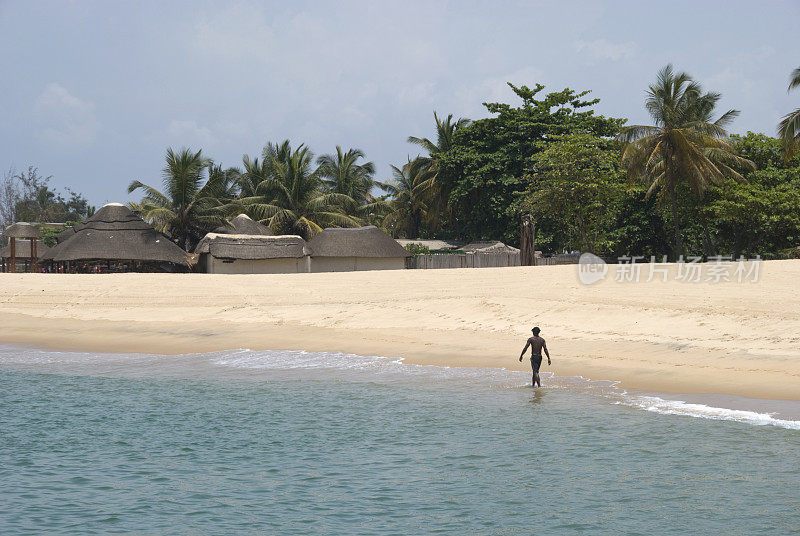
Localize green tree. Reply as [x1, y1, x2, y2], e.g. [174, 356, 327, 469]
[700, 132, 800, 257]
[382, 160, 433, 238]
[317, 146, 376, 203]
[778, 67, 800, 159]
[128, 148, 228, 250]
[239, 142, 359, 239]
[7, 166, 93, 224]
[239, 140, 293, 198]
[617, 65, 755, 258]
[407, 112, 470, 230]
[436, 83, 624, 243]
[522, 133, 625, 253]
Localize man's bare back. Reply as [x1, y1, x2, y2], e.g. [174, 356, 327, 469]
[526, 335, 547, 356]
[518, 327, 551, 387]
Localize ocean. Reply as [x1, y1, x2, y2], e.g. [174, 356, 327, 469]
[0, 345, 798, 535]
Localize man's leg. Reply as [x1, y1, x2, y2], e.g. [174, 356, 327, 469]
[534, 372, 541, 387]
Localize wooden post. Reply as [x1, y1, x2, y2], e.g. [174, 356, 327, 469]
[31, 238, 38, 272]
[9, 237, 15, 273]
[520, 215, 536, 266]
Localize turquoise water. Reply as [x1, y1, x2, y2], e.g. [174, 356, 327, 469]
[0, 347, 798, 535]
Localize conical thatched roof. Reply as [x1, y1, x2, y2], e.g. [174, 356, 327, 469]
[462, 241, 520, 254]
[41, 203, 189, 266]
[195, 233, 308, 259]
[2, 222, 42, 239]
[1, 239, 49, 259]
[308, 226, 410, 258]
[213, 214, 273, 236]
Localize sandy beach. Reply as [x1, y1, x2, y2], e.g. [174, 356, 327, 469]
[1, 260, 799, 401]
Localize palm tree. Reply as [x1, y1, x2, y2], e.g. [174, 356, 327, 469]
[238, 140, 293, 198]
[317, 146, 376, 203]
[128, 148, 228, 250]
[617, 65, 755, 257]
[778, 67, 800, 159]
[382, 159, 434, 238]
[407, 112, 470, 224]
[238, 142, 360, 239]
[407, 112, 470, 166]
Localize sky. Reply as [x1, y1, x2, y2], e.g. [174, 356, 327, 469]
[1, 0, 798, 207]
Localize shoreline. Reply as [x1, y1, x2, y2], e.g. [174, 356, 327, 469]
[3, 340, 800, 427]
[1, 262, 799, 401]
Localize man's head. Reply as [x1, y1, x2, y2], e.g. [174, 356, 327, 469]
[532, 326, 541, 336]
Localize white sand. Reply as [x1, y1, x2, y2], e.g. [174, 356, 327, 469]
[1, 260, 798, 400]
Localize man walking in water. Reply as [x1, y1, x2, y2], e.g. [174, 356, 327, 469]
[519, 327, 551, 387]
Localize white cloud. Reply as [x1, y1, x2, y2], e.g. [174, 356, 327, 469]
[160, 120, 217, 148]
[34, 82, 100, 147]
[574, 39, 636, 61]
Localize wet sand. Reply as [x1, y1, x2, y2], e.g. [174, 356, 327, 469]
[1, 260, 798, 400]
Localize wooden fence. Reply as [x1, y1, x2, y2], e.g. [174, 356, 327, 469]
[407, 252, 521, 269]
[406, 252, 602, 269]
[534, 254, 582, 266]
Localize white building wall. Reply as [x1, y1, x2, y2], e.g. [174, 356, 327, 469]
[311, 257, 406, 272]
[205, 255, 308, 274]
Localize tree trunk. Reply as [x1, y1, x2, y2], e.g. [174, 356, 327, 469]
[670, 188, 683, 260]
[520, 214, 536, 266]
[9, 237, 15, 273]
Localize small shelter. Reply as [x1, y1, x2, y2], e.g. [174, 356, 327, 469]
[396, 238, 464, 251]
[2, 222, 43, 273]
[41, 203, 189, 271]
[308, 226, 410, 272]
[213, 214, 273, 236]
[461, 241, 520, 254]
[1, 237, 49, 273]
[194, 233, 310, 274]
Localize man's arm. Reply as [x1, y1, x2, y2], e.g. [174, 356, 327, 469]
[543, 340, 551, 365]
[519, 340, 531, 362]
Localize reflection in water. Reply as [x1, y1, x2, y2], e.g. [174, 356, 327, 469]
[529, 387, 547, 406]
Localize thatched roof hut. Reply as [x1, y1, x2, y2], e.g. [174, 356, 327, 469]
[213, 214, 273, 236]
[1, 239, 49, 259]
[3, 222, 43, 239]
[195, 233, 308, 259]
[462, 241, 520, 254]
[194, 233, 310, 274]
[41, 203, 189, 267]
[309, 226, 410, 258]
[307, 226, 409, 272]
[55, 227, 75, 244]
[396, 238, 463, 251]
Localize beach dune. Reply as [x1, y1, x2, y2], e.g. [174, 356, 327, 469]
[1, 260, 799, 400]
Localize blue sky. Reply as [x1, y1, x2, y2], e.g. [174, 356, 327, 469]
[1, 0, 798, 206]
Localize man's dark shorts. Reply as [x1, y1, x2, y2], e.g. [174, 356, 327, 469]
[530, 354, 543, 374]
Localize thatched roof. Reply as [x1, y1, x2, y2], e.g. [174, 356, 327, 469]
[56, 227, 75, 243]
[213, 214, 273, 236]
[308, 226, 410, 258]
[396, 239, 464, 251]
[2, 222, 42, 239]
[41, 203, 189, 265]
[462, 241, 520, 254]
[194, 233, 309, 259]
[1, 239, 49, 259]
